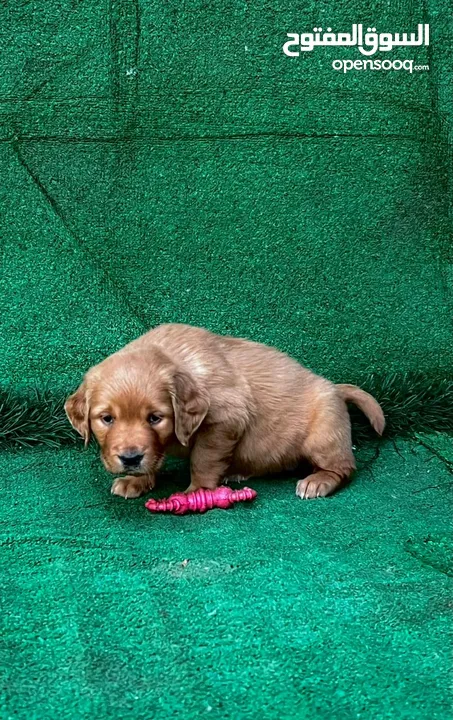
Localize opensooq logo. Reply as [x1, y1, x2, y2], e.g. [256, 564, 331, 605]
[283, 24, 430, 57]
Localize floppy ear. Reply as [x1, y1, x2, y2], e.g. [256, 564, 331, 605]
[64, 382, 91, 445]
[170, 371, 209, 447]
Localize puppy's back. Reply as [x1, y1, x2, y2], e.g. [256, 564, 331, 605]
[147, 324, 331, 421]
[136, 323, 321, 385]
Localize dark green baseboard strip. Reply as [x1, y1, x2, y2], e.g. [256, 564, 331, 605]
[1, 372, 452, 451]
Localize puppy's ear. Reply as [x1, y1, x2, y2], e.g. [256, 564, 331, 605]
[64, 382, 91, 446]
[170, 371, 209, 447]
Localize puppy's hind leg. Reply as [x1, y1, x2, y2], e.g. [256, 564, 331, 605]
[296, 400, 355, 500]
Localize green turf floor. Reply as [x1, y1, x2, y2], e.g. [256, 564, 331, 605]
[1, 438, 452, 719]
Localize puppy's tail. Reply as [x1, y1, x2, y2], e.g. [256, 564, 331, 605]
[336, 384, 385, 436]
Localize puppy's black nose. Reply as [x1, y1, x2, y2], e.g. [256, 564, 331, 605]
[118, 452, 144, 469]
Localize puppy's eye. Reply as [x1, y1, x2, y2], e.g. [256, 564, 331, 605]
[101, 414, 114, 425]
[148, 413, 162, 425]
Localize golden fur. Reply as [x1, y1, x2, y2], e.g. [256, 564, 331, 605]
[65, 324, 385, 499]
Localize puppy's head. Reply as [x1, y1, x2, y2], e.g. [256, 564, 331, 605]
[65, 349, 209, 475]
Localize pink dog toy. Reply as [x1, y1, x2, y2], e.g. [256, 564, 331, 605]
[145, 486, 257, 515]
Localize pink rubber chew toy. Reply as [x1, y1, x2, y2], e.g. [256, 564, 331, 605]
[145, 486, 257, 515]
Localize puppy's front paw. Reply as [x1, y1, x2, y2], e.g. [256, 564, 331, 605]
[296, 473, 340, 500]
[111, 475, 155, 499]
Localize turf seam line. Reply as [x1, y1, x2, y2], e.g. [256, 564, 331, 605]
[11, 137, 150, 331]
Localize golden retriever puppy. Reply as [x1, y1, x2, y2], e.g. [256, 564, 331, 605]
[65, 324, 385, 500]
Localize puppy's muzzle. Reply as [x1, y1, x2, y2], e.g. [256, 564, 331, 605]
[118, 449, 145, 471]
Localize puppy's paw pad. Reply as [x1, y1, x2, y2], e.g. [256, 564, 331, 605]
[111, 476, 147, 499]
[296, 478, 333, 500]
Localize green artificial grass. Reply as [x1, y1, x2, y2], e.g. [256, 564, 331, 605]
[0, 439, 452, 719]
[1, 2, 452, 391]
[1, 0, 452, 717]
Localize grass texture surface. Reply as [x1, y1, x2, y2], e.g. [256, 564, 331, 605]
[0, 439, 452, 719]
[0, 0, 452, 717]
[0, 1, 452, 390]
